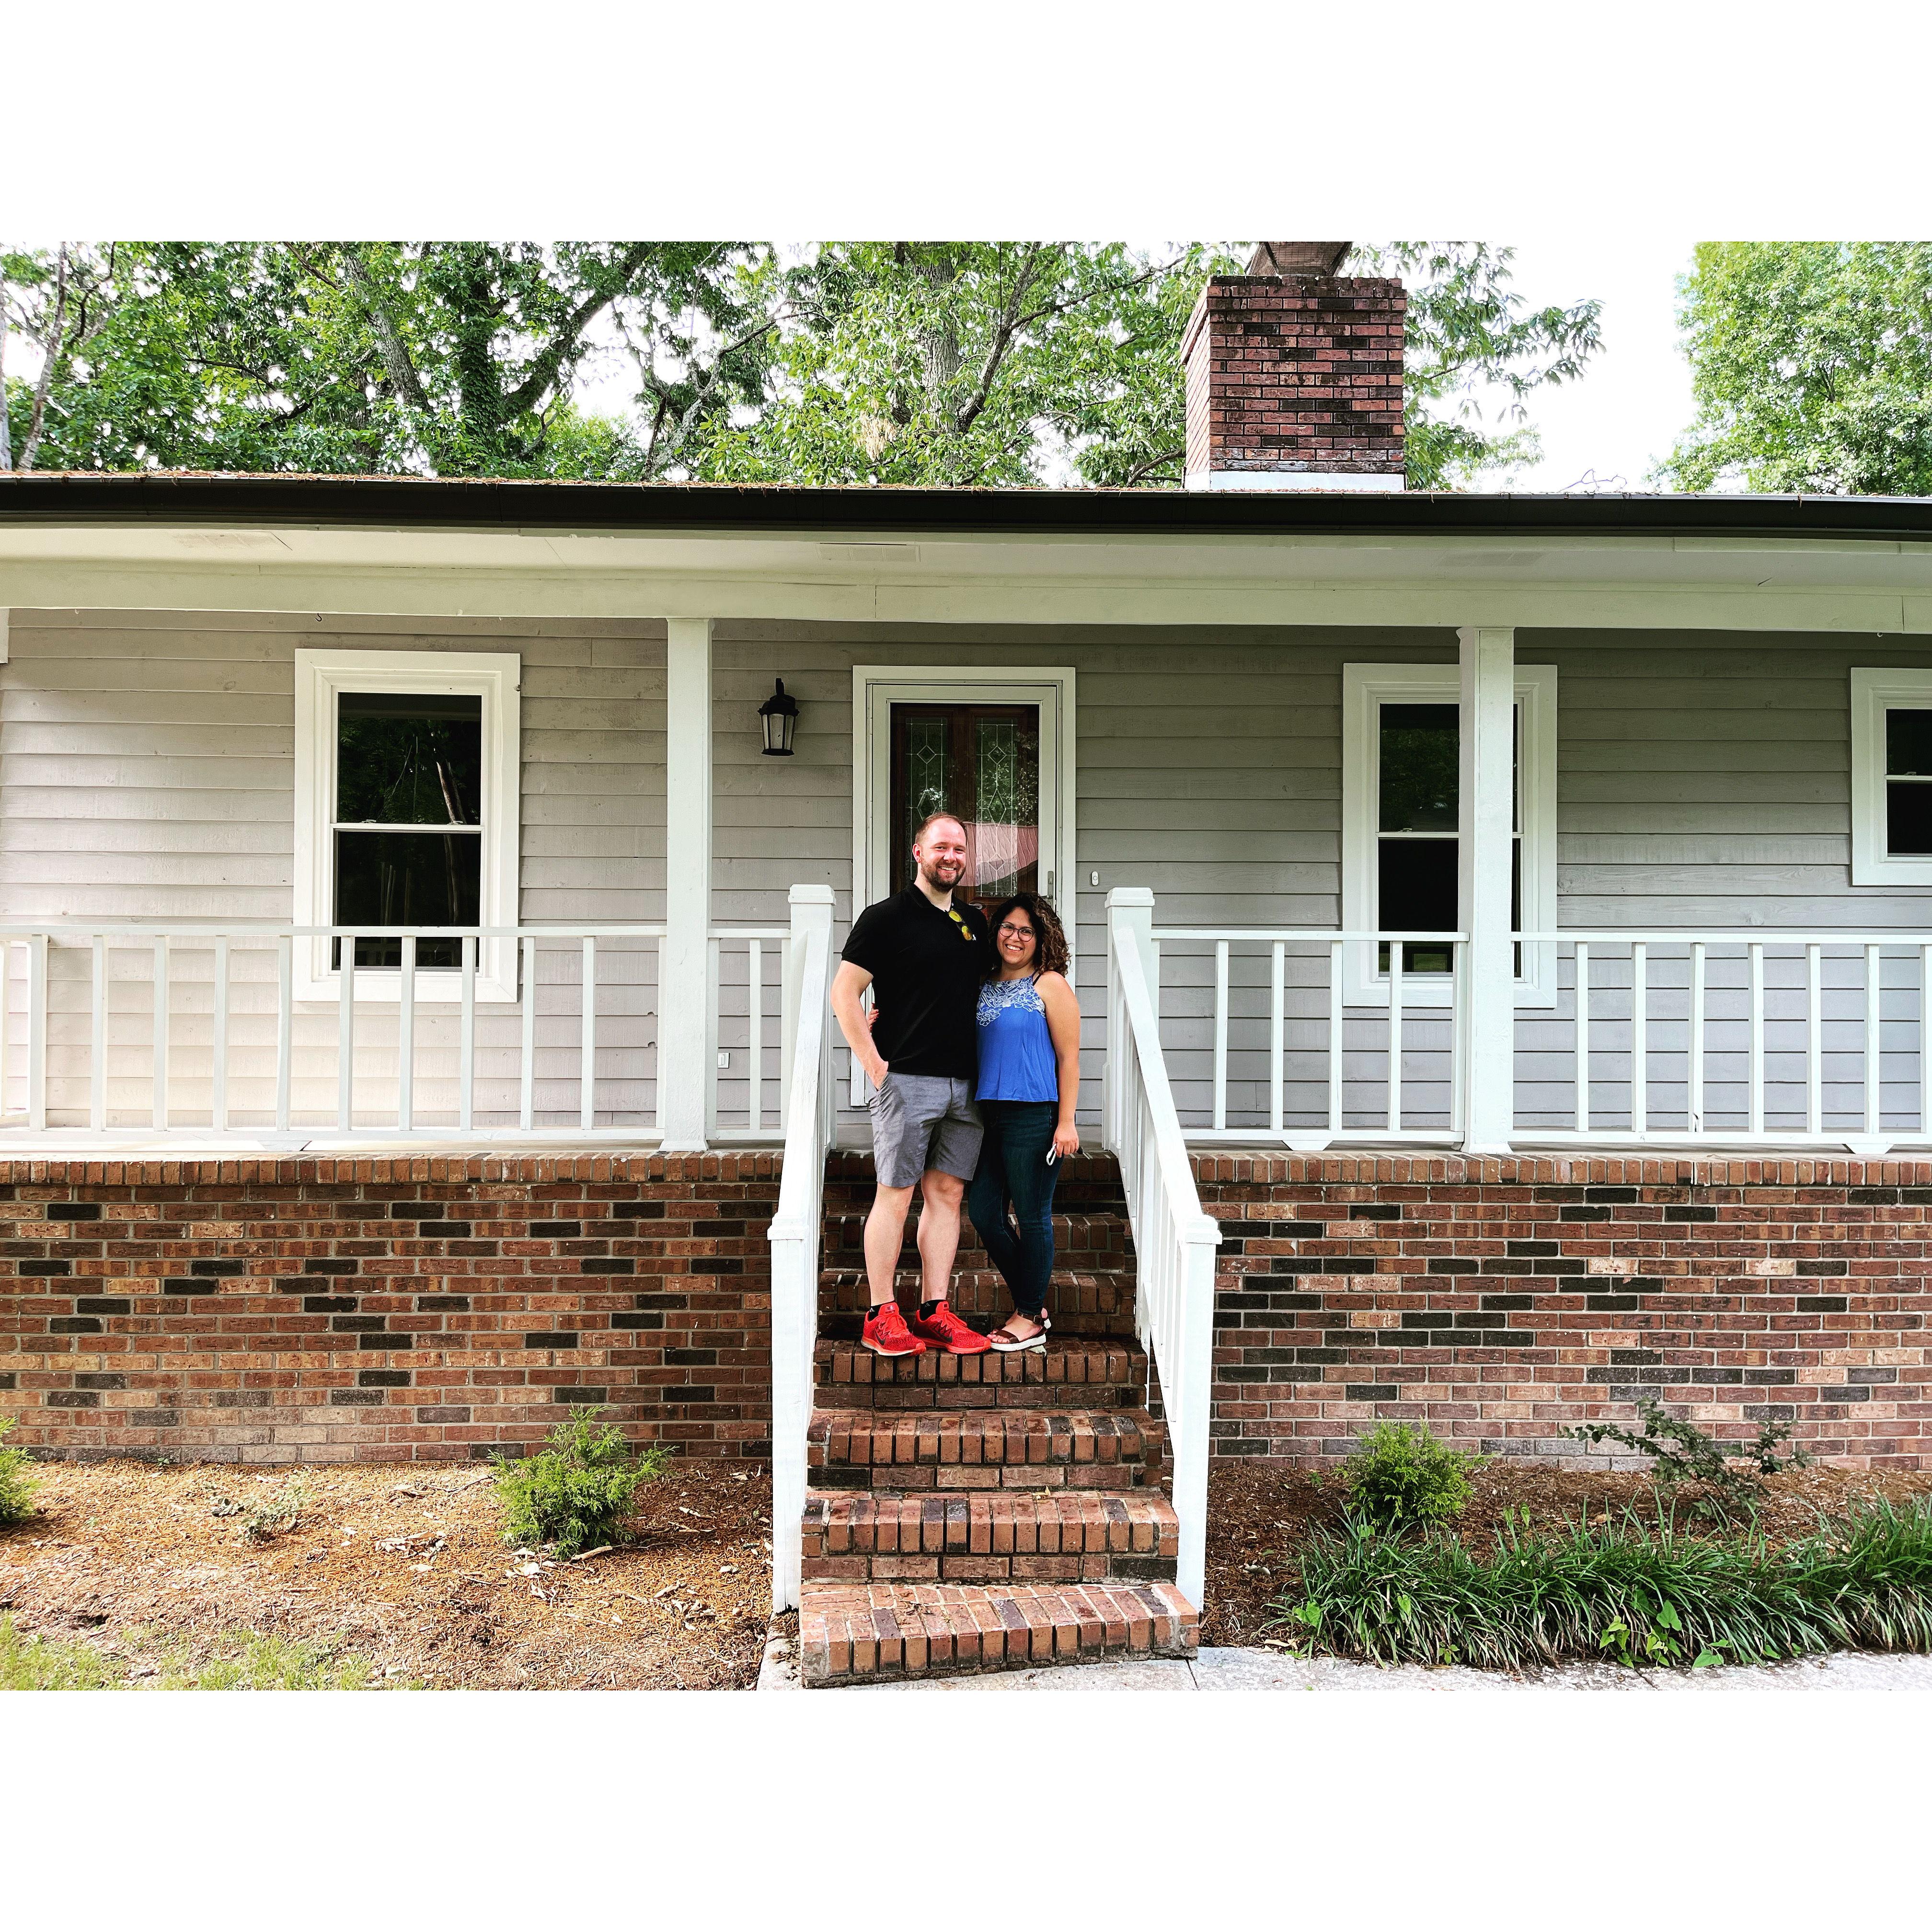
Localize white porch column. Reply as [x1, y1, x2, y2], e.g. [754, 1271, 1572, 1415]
[659, 617, 714, 1151]
[1458, 625, 1516, 1152]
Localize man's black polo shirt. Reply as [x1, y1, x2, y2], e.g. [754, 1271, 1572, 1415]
[841, 885, 991, 1079]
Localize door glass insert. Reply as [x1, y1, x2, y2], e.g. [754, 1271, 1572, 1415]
[890, 703, 1041, 911]
[334, 691, 483, 968]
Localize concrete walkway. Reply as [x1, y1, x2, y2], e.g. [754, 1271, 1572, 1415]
[758, 1630, 1932, 1692]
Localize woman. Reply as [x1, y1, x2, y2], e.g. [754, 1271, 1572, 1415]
[966, 892, 1081, 1353]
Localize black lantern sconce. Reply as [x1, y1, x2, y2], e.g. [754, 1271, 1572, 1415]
[759, 678, 800, 756]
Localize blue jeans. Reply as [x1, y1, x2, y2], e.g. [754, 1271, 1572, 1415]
[965, 1100, 1059, 1319]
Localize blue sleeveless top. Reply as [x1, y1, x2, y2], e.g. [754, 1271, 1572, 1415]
[976, 976, 1059, 1102]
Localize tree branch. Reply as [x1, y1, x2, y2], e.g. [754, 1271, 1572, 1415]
[501, 242, 656, 419]
[345, 252, 429, 412]
[19, 243, 70, 470]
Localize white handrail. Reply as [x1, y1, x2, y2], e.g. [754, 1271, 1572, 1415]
[1105, 888, 1221, 1609]
[766, 885, 836, 1615]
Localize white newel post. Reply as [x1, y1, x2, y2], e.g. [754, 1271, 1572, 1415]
[660, 618, 714, 1151]
[1459, 625, 1516, 1151]
[1103, 888, 1157, 1152]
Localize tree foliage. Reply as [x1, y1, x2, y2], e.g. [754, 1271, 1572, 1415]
[1661, 242, 1932, 495]
[2, 240, 1602, 491]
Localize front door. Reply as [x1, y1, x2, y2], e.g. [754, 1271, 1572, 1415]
[888, 702, 1042, 915]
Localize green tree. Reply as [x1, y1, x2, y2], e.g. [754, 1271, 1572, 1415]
[692, 241, 1600, 490]
[2, 242, 773, 477]
[1660, 242, 1932, 495]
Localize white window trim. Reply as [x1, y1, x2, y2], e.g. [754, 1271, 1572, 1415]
[293, 649, 520, 1002]
[1851, 667, 1932, 886]
[1341, 661, 1558, 1009]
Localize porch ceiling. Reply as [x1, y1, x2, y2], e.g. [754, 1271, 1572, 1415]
[7, 476, 1932, 635]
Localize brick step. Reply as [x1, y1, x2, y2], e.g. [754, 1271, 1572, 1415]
[807, 1405, 1167, 1493]
[815, 1338, 1148, 1409]
[817, 1267, 1137, 1336]
[799, 1578, 1196, 1686]
[819, 1209, 1130, 1262]
[802, 1486, 1179, 1585]
[822, 1150, 1128, 1218]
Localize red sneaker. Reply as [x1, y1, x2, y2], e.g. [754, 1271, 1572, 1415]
[908, 1301, 992, 1355]
[861, 1301, 926, 1357]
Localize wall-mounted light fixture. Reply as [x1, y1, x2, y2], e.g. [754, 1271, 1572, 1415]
[759, 678, 799, 756]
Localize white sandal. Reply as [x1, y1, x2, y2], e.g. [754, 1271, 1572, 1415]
[987, 1311, 1050, 1354]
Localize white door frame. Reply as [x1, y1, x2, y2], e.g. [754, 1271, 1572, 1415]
[850, 664, 1078, 933]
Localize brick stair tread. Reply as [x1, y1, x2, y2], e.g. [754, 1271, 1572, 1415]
[805, 1485, 1178, 1556]
[816, 1338, 1145, 1392]
[820, 1209, 1129, 1252]
[808, 1403, 1165, 1478]
[799, 1578, 1197, 1684]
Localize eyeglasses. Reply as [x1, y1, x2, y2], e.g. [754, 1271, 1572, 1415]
[945, 908, 977, 942]
[997, 924, 1036, 940]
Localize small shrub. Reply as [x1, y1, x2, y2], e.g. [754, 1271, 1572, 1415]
[241, 1476, 311, 1545]
[1339, 1422, 1478, 1531]
[1565, 1398, 1808, 1525]
[0, 1417, 39, 1528]
[494, 1409, 668, 1558]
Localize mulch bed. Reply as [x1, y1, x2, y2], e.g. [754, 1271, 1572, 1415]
[0, 1459, 773, 1690]
[1199, 1459, 1932, 1648]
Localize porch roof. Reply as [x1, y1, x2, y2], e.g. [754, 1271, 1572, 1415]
[6, 469, 1932, 546]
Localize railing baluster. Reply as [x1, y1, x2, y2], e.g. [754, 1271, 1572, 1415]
[91, 935, 107, 1131]
[1630, 940, 1646, 1136]
[276, 936, 293, 1131]
[1450, 940, 1466, 1136]
[1268, 940, 1285, 1136]
[1922, 944, 1932, 1134]
[211, 937, 230, 1133]
[1866, 942, 1883, 1136]
[398, 934, 416, 1131]
[460, 935, 477, 1132]
[1327, 938, 1344, 1136]
[1574, 941, 1589, 1134]
[1689, 943, 1705, 1134]
[0, 942, 12, 1119]
[580, 935, 597, 1131]
[152, 937, 169, 1130]
[1387, 940, 1403, 1135]
[748, 938, 764, 1133]
[1212, 939, 1229, 1133]
[338, 934, 356, 1131]
[27, 936, 47, 1132]
[1748, 944, 1764, 1136]
[1806, 942, 1823, 1135]
[520, 934, 537, 1132]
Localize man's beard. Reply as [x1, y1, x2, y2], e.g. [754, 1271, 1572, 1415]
[918, 857, 965, 893]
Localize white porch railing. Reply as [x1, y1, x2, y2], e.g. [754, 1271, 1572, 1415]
[1104, 889, 1221, 1609]
[0, 919, 795, 1139]
[1518, 932, 1932, 1150]
[766, 886, 837, 1614]
[1148, 924, 1468, 1145]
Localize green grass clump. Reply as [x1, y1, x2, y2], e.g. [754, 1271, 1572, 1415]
[0, 1417, 40, 1527]
[1339, 1422, 1479, 1532]
[494, 1408, 668, 1559]
[0, 1616, 407, 1690]
[1272, 1496, 1932, 1671]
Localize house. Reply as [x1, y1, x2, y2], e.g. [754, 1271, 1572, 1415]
[4, 245, 1932, 1684]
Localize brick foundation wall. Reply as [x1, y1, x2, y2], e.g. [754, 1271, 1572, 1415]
[1180, 274, 1405, 481]
[0, 1154, 777, 1464]
[1199, 1154, 1932, 1470]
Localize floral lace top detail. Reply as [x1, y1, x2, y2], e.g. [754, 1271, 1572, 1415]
[978, 976, 1045, 1025]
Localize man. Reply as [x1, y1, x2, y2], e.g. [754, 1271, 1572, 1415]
[830, 811, 994, 1357]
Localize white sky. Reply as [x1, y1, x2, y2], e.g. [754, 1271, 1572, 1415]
[1466, 238, 1702, 494]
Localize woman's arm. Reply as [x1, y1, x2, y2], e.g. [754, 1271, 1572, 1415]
[1039, 971, 1081, 1158]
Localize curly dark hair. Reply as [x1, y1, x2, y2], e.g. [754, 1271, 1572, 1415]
[983, 892, 1070, 979]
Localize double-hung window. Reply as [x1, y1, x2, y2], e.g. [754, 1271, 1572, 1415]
[1341, 662, 1557, 1007]
[294, 651, 520, 1001]
[1851, 668, 1932, 885]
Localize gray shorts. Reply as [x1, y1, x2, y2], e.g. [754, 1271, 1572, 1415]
[869, 1072, 983, 1189]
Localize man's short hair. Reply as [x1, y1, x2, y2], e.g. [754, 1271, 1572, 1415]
[913, 810, 967, 845]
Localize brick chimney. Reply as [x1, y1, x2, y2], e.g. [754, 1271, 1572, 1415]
[1180, 242, 1405, 492]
